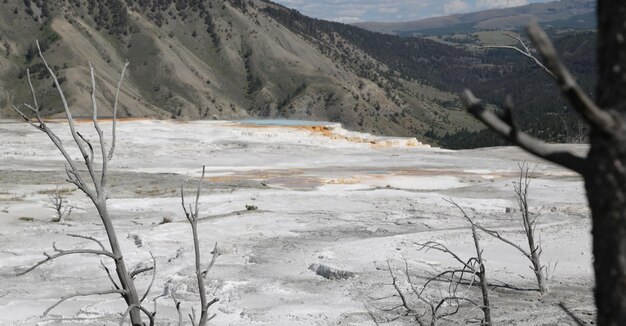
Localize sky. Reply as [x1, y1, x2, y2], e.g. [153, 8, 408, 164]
[273, 0, 553, 23]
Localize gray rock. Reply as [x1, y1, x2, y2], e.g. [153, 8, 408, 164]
[309, 263, 355, 280]
[127, 233, 144, 248]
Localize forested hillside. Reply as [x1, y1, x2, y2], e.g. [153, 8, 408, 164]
[262, 2, 596, 147]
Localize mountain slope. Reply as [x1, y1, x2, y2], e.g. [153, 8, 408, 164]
[0, 0, 597, 148]
[0, 0, 473, 140]
[355, 0, 596, 36]
[260, 1, 596, 145]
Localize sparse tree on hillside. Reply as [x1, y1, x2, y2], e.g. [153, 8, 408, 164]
[461, 2, 626, 323]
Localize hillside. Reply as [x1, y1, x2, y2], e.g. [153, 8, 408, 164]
[0, 0, 597, 148]
[0, 0, 475, 140]
[259, 2, 596, 147]
[355, 0, 596, 36]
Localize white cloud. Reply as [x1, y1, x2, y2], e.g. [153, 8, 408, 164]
[476, 0, 529, 9]
[444, 0, 471, 14]
[378, 7, 399, 14]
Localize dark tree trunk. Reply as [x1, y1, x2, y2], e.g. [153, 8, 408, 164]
[589, 2, 626, 325]
[462, 1, 626, 325]
[472, 225, 492, 325]
[586, 140, 626, 326]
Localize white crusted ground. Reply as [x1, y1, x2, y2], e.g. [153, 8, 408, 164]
[0, 120, 593, 325]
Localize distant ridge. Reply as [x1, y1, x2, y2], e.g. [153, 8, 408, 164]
[354, 0, 596, 36]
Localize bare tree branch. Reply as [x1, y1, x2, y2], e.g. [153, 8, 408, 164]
[138, 305, 155, 326]
[26, 67, 40, 111]
[190, 308, 197, 326]
[43, 289, 127, 317]
[108, 61, 129, 162]
[76, 131, 95, 166]
[515, 163, 548, 293]
[12, 42, 143, 324]
[470, 223, 492, 325]
[371, 257, 483, 325]
[11, 104, 41, 129]
[88, 62, 106, 179]
[119, 303, 155, 326]
[34, 40, 101, 193]
[180, 166, 219, 326]
[377, 200, 494, 325]
[139, 252, 157, 303]
[460, 90, 587, 174]
[448, 198, 532, 258]
[387, 260, 414, 316]
[203, 242, 219, 278]
[17, 243, 118, 276]
[482, 33, 556, 79]
[526, 22, 615, 134]
[12, 67, 94, 197]
[68, 233, 108, 251]
[448, 169, 549, 295]
[172, 293, 184, 326]
[415, 240, 478, 273]
[119, 304, 140, 326]
[130, 266, 154, 278]
[101, 260, 121, 290]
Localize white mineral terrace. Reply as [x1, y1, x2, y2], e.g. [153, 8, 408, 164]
[0, 119, 592, 325]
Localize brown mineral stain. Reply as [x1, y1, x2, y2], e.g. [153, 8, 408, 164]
[232, 123, 424, 148]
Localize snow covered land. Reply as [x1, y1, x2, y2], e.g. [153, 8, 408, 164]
[0, 119, 592, 325]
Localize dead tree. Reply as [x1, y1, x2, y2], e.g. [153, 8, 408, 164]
[457, 164, 548, 294]
[513, 163, 548, 294]
[178, 165, 220, 326]
[46, 186, 75, 222]
[371, 211, 491, 325]
[460, 4, 626, 322]
[443, 200, 492, 325]
[370, 260, 479, 326]
[12, 41, 153, 325]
